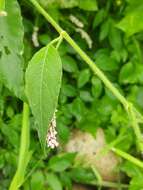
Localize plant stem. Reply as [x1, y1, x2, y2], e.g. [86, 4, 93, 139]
[92, 166, 102, 190]
[88, 180, 128, 189]
[128, 103, 143, 151]
[28, 0, 143, 152]
[50, 36, 62, 46]
[56, 35, 63, 49]
[97, 134, 126, 160]
[29, 0, 62, 34]
[9, 103, 31, 190]
[112, 147, 143, 169]
[0, 0, 5, 11]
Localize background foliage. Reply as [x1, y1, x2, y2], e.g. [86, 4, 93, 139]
[1, 0, 143, 189]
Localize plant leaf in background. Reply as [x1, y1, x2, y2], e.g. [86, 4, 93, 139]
[39, 0, 78, 9]
[121, 161, 143, 190]
[78, 69, 90, 88]
[62, 55, 78, 73]
[0, 0, 24, 98]
[78, 0, 98, 11]
[95, 49, 119, 71]
[69, 167, 95, 183]
[30, 171, 44, 190]
[119, 62, 143, 84]
[46, 173, 62, 190]
[48, 153, 76, 172]
[91, 76, 103, 98]
[25, 44, 62, 150]
[39, 0, 98, 11]
[99, 18, 111, 41]
[117, 4, 143, 36]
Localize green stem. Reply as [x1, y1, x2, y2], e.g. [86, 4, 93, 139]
[0, 0, 5, 11]
[112, 147, 143, 169]
[128, 103, 143, 151]
[98, 134, 126, 159]
[56, 35, 63, 49]
[50, 36, 62, 46]
[92, 166, 102, 190]
[29, 0, 62, 34]
[9, 103, 31, 190]
[28, 0, 143, 152]
[87, 180, 128, 189]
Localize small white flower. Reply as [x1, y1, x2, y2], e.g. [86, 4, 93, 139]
[69, 15, 84, 28]
[46, 111, 59, 149]
[0, 11, 7, 17]
[32, 26, 39, 47]
[75, 28, 93, 49]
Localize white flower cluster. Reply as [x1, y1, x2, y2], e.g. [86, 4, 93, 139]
[69, 14, 93, 49]
[0, 11, 7, 17]
[75, 28, 92, 49]
[32, 26, 39, 47]
[69, 14, 84, 28]
[46, 112, 59, 149]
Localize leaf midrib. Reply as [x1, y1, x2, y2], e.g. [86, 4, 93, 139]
[39, 46, 49, 145]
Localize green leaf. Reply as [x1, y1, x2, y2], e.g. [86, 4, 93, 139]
[39, 0, 98, 10]
[48, 153, 76, 172]
[99, 19, 111, 41]
[111, 106, 128, 126]
[80, 91, 93, 102]
[0, 0, 24, 98]
[95, 49, 119, 71]
[93, 9, 105, 28]
[128, 86, 143, 110]
[108, 24, 122, 50]
[58, 0, 78, 8]
[77, 110, 99, 134]
[62, 84, 77, 97]
[129, 176, 143, 190]
[39, 34, 51, 46]
[116, 132, 133, 151]
[91, 77, 103, 98]
[25, 44, 62, 150]
[97, 95, 118, 117]
[69, 98, 85, 121]
[119, 62, 135, 84]
[57, 122, 70, 143]
[78, 0, 98, 11]
[121, 161, 143, 190]
[119, 62, 143, 84]
[117, 6, 143, 36]
[60, 172, 72, 190]
[1, 123, 20, 149]
[121, 161, 142, 178]
[78, 69, 90, 88]
[69, 167, 95, 183]
[31, 171, 44, 190]
[62, 55, 78, 73]
[46, 173, 63, 190]
[126, 0, 143, 6]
